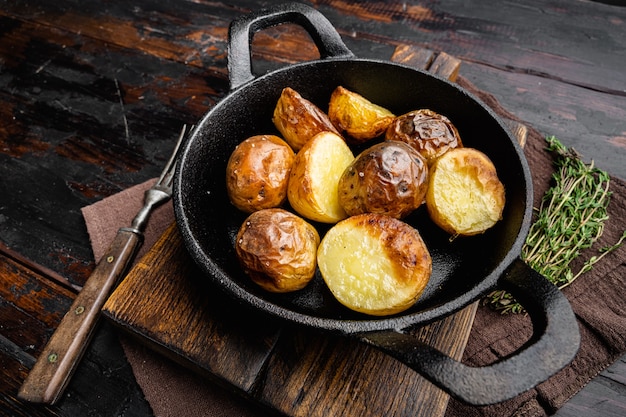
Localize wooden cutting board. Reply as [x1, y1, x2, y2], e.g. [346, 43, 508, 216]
[102, 45, 526, 417]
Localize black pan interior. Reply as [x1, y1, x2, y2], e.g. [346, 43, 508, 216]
[174, 59, 532, 333]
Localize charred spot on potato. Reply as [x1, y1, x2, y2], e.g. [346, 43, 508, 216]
[338, 141, 429, 219]
[225, 86, 507, 315]
[272, 87, 341, 151]
[235, 208, 320, 293]
[386, 109, 462, 163]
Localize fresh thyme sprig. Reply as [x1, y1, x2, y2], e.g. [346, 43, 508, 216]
[484, 136, 626, 314]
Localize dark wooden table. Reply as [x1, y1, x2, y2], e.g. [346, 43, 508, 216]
[1, 1, 625, 416]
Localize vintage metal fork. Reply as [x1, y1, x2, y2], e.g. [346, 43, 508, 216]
[18, 125, 190, 405]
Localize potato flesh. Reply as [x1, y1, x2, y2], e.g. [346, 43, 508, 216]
[226, 85, 504, 313]
[318, 214, 432, 316]
[288, 131, 354, 223]
[426, 148, 505, 236]
[328, 86, 395, 143]
[321, 230, 403, 311]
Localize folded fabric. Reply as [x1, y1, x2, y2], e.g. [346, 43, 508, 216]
[82, 181, 262, 417]
[447, 78, 626, 417]
[81, 78, 626, 417]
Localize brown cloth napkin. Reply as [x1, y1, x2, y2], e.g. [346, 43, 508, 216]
[444, 79, 626, 417]
[82, 180, 261, 417]
[82, 79, 626, 417]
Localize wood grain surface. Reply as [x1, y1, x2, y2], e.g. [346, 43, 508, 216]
[1, 1, 625, 417]
[0, 244, 151, 417]
[19, 229, 143, 404]
[101, 47, 509, 417]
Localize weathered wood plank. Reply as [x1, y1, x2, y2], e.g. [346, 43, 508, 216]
[0, 11, 223, 286]
[0, 248, 153, 416]
[103, 224, 282, 392]
[556, 358, 626, 417]
[0, 249, 75, 356]
[255, 305, 480, 417]
[101, 46, 479, 417]
[2, 1, 625, 417]
[1, 0, 623, 288]
[255, 48, 533, 417]
[458, 61, 626, 179]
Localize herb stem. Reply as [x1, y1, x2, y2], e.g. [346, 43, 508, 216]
[485, 136, 625, 314]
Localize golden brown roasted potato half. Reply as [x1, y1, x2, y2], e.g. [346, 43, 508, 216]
[338, 141, 429, 219]
[426, 147, 505, 236]
[226, 135, 295, 213]
[328, 86, 395, 143]
[235, 208, 320, 293]
[386, 109, 462, 163]
[317, 213, 432, 316]
[288, 131, 354, 223]
[272, 87, 341, 151]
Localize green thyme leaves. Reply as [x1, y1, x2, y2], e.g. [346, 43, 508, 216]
[485, 136, 625, 314]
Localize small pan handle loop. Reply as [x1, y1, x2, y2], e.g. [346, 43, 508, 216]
[359, 258, 580, 405]
[227, 2, 354, 90]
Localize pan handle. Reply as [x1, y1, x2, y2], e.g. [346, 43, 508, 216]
[358, 258, 580, 405]
[228, 2, 354, 90]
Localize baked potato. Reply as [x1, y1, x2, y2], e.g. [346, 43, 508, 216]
[272, 87, 341, 151]
[328, 86, 395, 143]
[226, 135, 295, 213]
[288, 131, 354, 223]
[317, 213, 432, 316]
[386, 109, 462, 163]
[338, 141, 429, 219]
[426, 147, 505, 236]
[235, 208, 320, 293]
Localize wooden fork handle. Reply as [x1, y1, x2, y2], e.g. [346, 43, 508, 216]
[18, 228, 143, 404]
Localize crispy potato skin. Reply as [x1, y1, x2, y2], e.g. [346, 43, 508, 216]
[328, 86, 395, 144]
[226, 135, 295, 213]
[426, 147, 505, 236]
[318, 213, 432, 316]
[272, 87, 341, 151]
[386, 109, 462, 163]
[287, 131, 354, 223]
[236, 208, 320, 293]
[338, 141, 429, 219]
[227, 88, 504, 313]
